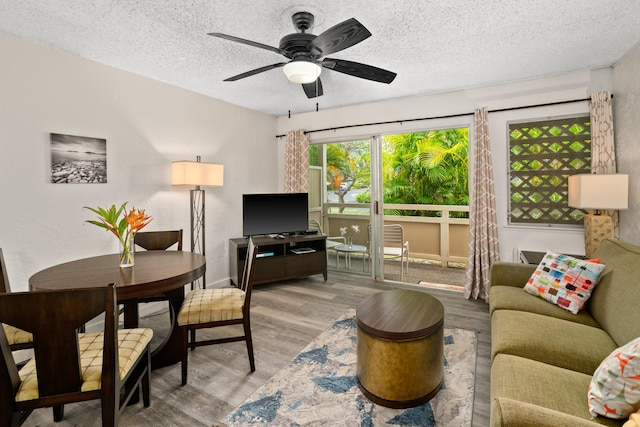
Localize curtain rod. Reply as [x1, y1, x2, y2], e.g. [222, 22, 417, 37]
[275, 96, 600, 138]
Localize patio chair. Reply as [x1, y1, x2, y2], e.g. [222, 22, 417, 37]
[383, 224, 410, 280]
[177, 236, 259, 385]
[367, 224, 410, 280]
[309, 219, 346, 251]
[0, 284, 153, 426]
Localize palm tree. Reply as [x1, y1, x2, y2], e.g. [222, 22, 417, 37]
[384, 129, 469, 216]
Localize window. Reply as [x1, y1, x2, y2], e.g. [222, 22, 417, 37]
[509, 115, 590, 225]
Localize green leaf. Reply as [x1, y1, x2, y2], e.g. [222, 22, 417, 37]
[117, 217, 128, 237]
[85, 220, 110, 230]
[84, 202, 129, 237]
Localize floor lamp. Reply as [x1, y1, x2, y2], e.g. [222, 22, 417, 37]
[568, 173, 628, 258]
[171, 156, 224, 289]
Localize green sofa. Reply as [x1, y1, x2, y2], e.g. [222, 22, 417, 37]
[489, 239, 640, 427]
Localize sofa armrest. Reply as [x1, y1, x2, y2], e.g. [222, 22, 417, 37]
[491, 398, 605, 427]
[490, 262, 536, 288]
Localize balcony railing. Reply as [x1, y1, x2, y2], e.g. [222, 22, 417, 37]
[314, 203, 469, 268]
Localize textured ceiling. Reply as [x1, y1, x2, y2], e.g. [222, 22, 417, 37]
[1, 1, 639, 117]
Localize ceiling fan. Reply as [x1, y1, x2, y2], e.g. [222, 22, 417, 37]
[208, 11, 397, 99]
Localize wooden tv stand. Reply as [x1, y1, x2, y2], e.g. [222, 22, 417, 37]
[229, 234, 327, 286]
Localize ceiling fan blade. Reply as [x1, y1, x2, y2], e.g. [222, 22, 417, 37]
[224, 63, 286, 81]
[302, 79, 323, 98]
[208, 33, 285, 56]
[308, 18, 371, 57]
[322, 58, 396, 83]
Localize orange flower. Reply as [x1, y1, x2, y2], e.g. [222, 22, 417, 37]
[125, 208, 152, 233]
[85, 202, 152, 243]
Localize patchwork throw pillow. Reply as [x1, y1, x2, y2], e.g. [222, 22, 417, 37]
[523, 251, 605, 314]
[588, 337, 640, 419]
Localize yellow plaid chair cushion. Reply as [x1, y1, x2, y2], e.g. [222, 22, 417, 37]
[177, 288, 246, 326]
[15, 328, 153, 402]
[2, 323, 32, 346]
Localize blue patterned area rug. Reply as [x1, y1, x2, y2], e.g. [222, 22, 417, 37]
[221, 308, 477, 427]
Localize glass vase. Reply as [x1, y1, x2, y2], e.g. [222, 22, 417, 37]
[347, 237, 353, 249]
[119, 235, 135, 268]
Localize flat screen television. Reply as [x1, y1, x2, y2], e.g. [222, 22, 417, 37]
[242, 193, 309, 237]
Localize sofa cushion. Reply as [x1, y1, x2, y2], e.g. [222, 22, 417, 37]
[490, 261, 537, 289]
[491, 310, 617, 375]
[523, 251, 605, 314]
[589, 239, 640, 348]
[491, 354, 622, 427]
[490, 285, 601, 328]
[491, 397, 614, 427]
[588, 337, 640, 419]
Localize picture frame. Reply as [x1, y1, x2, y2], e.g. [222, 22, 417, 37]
[50, 133, 107, 184]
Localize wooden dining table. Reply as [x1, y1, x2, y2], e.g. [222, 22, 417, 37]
[29, 250, 206, 369]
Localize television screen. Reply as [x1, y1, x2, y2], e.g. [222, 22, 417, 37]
[242, 193, 309, 237]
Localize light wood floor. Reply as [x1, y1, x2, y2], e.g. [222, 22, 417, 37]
[23, 270, 491, 427]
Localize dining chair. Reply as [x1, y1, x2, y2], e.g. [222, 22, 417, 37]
[134, 229, 183, 252]
[0, 249, 33, 351]
[177, 236, 259, 385]
[0, 284, 153, 426]
[132, 229, 184, 305]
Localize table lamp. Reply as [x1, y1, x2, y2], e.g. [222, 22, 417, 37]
[568, 173, 628, 258]
[172, 156, 224, 288]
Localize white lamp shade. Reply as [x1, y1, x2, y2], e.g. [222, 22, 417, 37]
[568, 173, 628, 210]
[171, 161, 224, 187]
[283, 61, 322, 84]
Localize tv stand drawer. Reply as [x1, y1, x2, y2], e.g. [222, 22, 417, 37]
[254, 257, 286, 283]
[286, 251, 326, 277]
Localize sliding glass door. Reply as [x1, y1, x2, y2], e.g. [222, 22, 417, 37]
[318, 139, 373, 275]
[377, 129, 469, 282]
[311, 126, 469, 283]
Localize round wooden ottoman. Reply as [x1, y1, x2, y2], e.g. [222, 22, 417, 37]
[356, 289, 444, 408]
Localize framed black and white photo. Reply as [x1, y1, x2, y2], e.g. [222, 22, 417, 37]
[50, 133, 107, 184]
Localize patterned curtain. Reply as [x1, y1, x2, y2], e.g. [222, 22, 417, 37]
[589, 91, 619, 237]
[284, 130, 310, 193]
[464, 108, 500, 302]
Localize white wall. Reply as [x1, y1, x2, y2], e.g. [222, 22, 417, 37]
[277, 69, 614, 261]
[613, 41, 640, 245]
[0, 33, 278, 290]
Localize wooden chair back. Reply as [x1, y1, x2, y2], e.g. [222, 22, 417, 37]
[130, 230, 184, 302]
[0, 285, 123, 425]
[0, 248, 10, 294]
[134, 230, 183, 251]
[0, 248, 34, 351]
[239, 237, 258, 311]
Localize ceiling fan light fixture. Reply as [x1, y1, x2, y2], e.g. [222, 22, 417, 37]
[283, 60, 321, 84]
